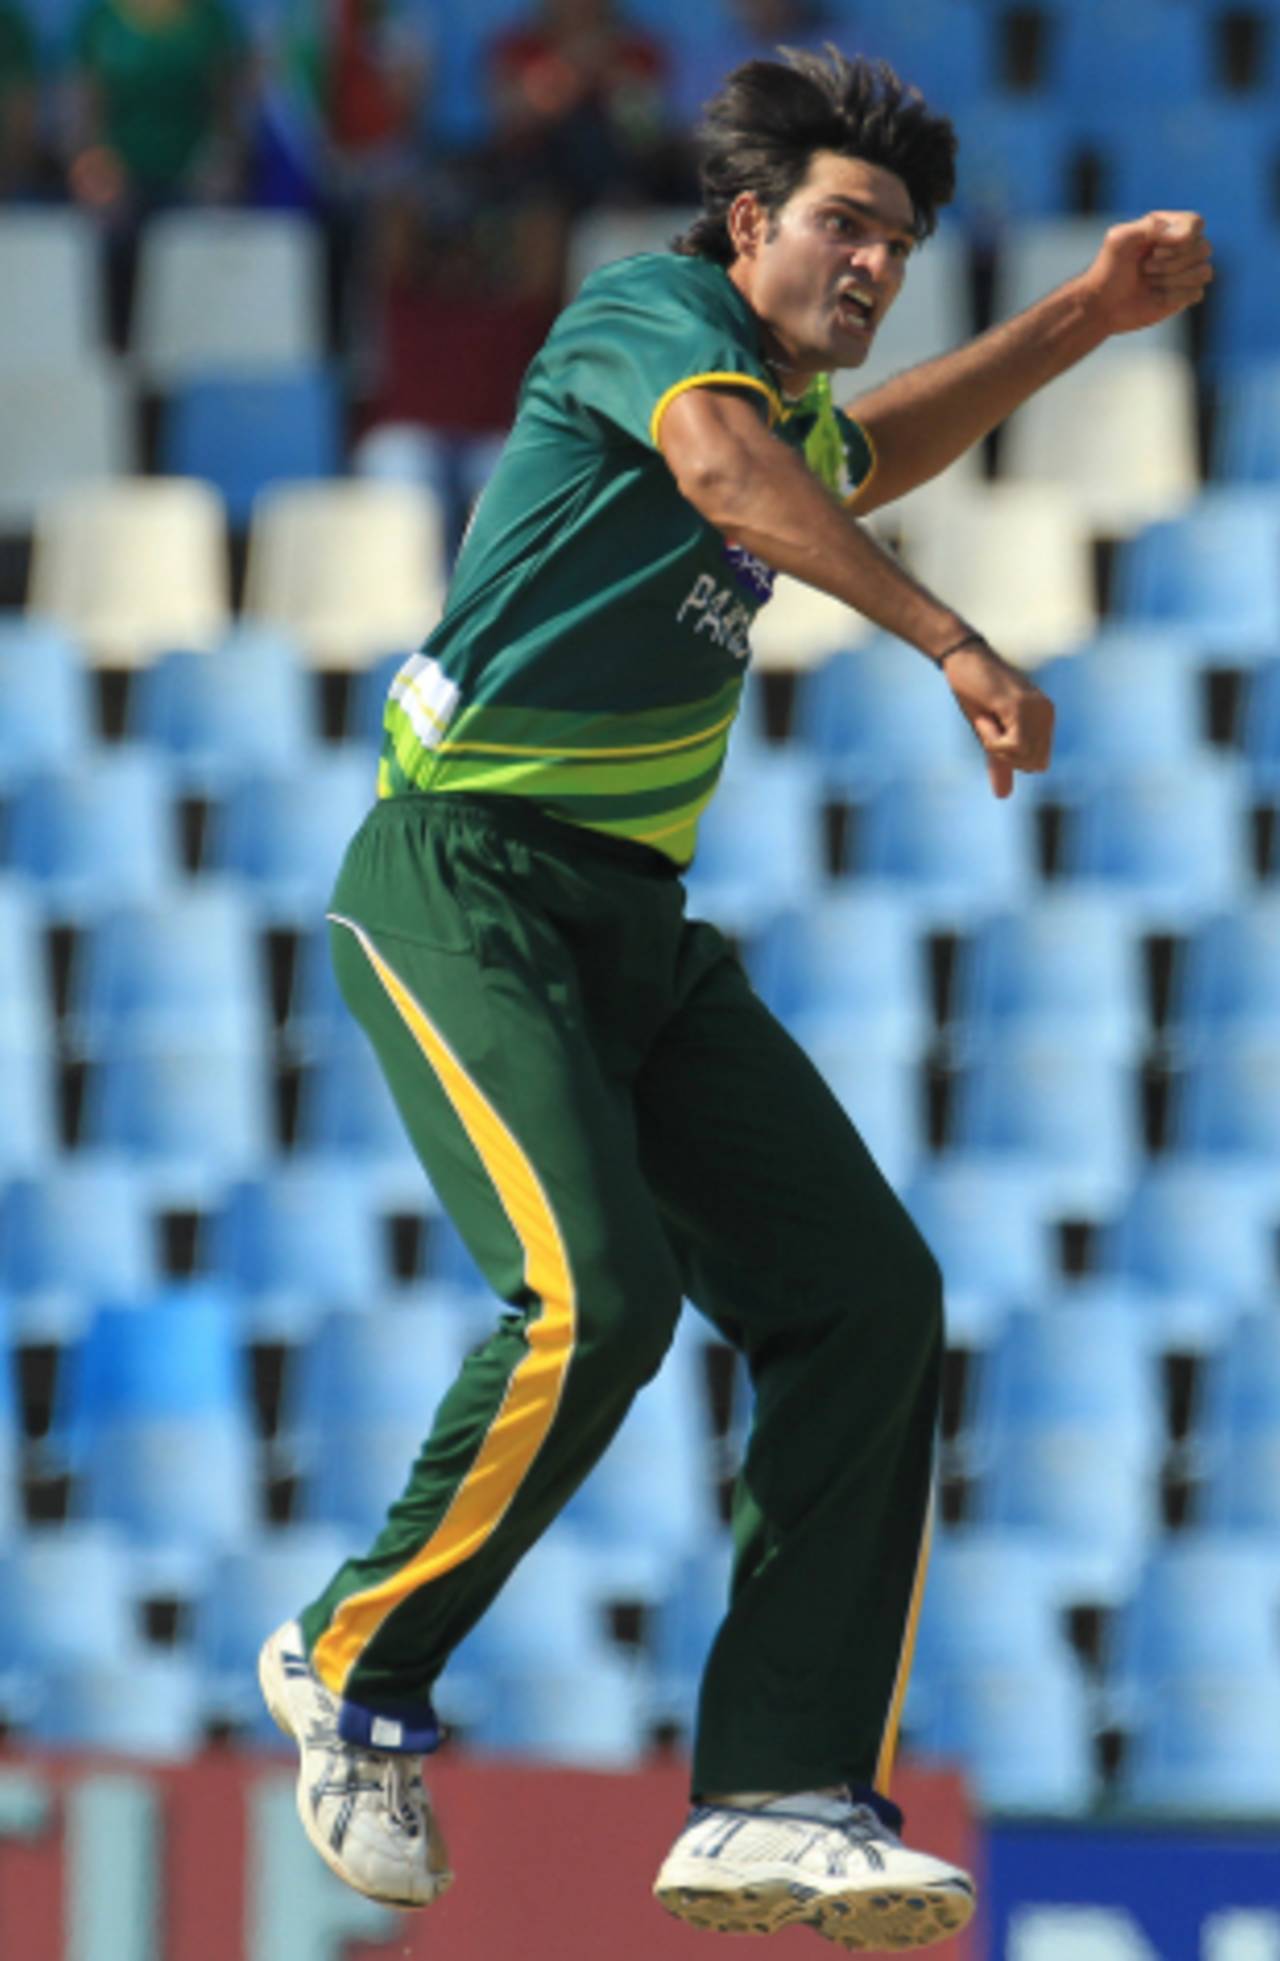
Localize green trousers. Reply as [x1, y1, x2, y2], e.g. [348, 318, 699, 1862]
[299, 792, 942, 1799]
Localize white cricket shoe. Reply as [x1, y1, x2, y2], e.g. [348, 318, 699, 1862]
[258, 1620, 452, 1910]
[654, 1788, 975, 1949]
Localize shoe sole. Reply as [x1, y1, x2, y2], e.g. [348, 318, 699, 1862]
[257, 1629, 449, 1914]
[655, 1874, 975, 1949]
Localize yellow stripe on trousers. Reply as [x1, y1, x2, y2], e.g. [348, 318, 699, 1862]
[874, 1490, 935, 1794]
[311, 912, 578, 1699]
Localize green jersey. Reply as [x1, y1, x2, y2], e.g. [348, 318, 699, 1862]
[378, 252, 877, 866]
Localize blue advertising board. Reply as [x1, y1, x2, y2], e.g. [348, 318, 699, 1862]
[986, 1820, 1280, 1958]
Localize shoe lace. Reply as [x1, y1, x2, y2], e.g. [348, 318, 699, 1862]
[305, 1698, 425, 1840]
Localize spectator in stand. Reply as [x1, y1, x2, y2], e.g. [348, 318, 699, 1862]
[486, 0, 680, 210]
[354, 170, 561, 556]
[64, 0, 250, 339]
[0, 2, 39, 197]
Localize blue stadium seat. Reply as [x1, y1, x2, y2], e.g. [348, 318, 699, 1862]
[349, 650, 403, 747]
[206, 752, 377, 927]
[794, 1037, 926, 1191]
[1037, 645, 1205, 791]
[948, 1037, 1142, 1214]
[283, 920, 364, 1061]
[1108, 1536, 1280, 1718]
[1171, 900, 1280, 1046]
[463, 1649, 648, 1768]
[194, 1525, 350, 1739]
[1044, 8, 1208, 132]
[1242, 660, 1280, 798]
[947, 96, 1078, 229]
[649, 1535, 733, 1738]
[682, 751, 825, 936]
[0, 878, 52, 1051]
[55, 1294, 259, 1553]
[160, 370, 344, 526]
[1058, 760, 1249, 930]
[3, 749, 182, 920]
[0, 1045, 58, 1177]
[1095, 105, 1277, 247]
[744, 889, 929, 1059]
[1210, 363, 1280, 485]
[853, 768, 1037, 927]
[1196, 1314, 1280, 1533]
[1118, 1663, 1280, 1816]
[1172, 1032, 1280, 1161]
[293, 1041, 427, 1207]
[209, 1168, 389, 1317]
[1111, 493, 1280, 662]
[950, 895, 1148, 1063]
[969, 1304, 1164, 1596]
[908, 1651, 1097, 1813]
[828, 0, 993, 110]
[27, 1653, 208, 1760]
[0, 1525, 139, 1724]
[902, 1161, 1061, 1348]
[128, 629, 317, 792]
[794, 640, 975, 795]
[1204, 240, 1280, 374]
[80, 1043, 276, 1204]
[0, 619, 92, 783]
[0, 1319, 19, 1542]
[1103, 1163, 1279, 1325]
[69, 886, 269, 1058]
[0, 1159, 160, 1333]
[288, 1302, 476, 1536]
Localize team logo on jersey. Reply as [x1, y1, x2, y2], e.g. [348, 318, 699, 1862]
[723, 540, 777, 605]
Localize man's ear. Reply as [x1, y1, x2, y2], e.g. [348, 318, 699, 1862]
[727, 191, 766, 260]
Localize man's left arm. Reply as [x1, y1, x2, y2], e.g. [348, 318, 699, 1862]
[847, 211, 1213, 515]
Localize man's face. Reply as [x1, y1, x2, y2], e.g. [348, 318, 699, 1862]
[728, 151, 917, 382]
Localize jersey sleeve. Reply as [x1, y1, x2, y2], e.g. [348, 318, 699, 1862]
[549, 258, 782, 452]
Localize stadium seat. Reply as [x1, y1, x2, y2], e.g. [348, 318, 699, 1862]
[1242, 658, 1280, 797]
[1195, 1313, 1280, 1533]
[897, 484, 1096, 665]
[55, 1294, 259, 1554]
[993, 219, 1188, 363]
[794, 638, 977, 794]
[0, 877, 52, 1051]
[1000, 348, 1199, 536]
[68, 885, 269, 1058]
[649, 1535, 734, 1738]
[463, 1649, 649, 1768]
[27, 1652, 208, 1760]
[947, 96, 1078, 229]
[242, 481, 447, 671]
[3, 748, 182, 920]
[131, 209, 325, 385]
[682, 750, 825, 935]
[1168, 900, 1280, 1045]
[205, 749, 376, 927]
[0, 208, 104, 373]
[949, 1035, 1142, 1215]
[1108, 1535, 1280, 1717]
[160, 370, 345, 527]
[745, 888, 930, 1059]
[1099, 106, 1279, 254]
[852, 766, 1037, 927]
[0, 1525, 139, 1724]
[27, 478, 231, 667]
[563, 204, 700, 295]
[1036, 642, 1206, 791]
[1045, 10, 1208, 135]
[195, 1525, 350, 1738]
[0, 359, 137, 532]
[902, 1161, 1061, 1348]
[1058, 759, 1250, 930]
[283, 920, 364, 1062]
[831, 0, 994, 115]
[0, 1322, 19, 1541]
[950, 894, 1149, 1062]
[209, 1168, 390, 1316]
[913, 1530, 1078, 1692]
[293, 1041, 426, 1207]
[1110, 491, 1280, 662]
[1103, 1162, 1279, 1325]
[748, 573, 873, 672]
[908, 1650, 1097, 1813]
[792, 1037, 925, 1191]
[80, 1043, 276, 1204]
[288, 1302, 477, 1535]
[1210, 361, 1280, 484]
[1203, 238, 1280, 374]
[1118, 1663, 1280, 1816]
[0, 1045, 58, 1177]
[129, 629, 317, 793]
[0, 1159, 160, 1334]
[0, 618, 94, 781]
[1172, 1031, 1280, 1162]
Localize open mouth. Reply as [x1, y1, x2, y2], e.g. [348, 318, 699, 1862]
[835, 288, 876, 334]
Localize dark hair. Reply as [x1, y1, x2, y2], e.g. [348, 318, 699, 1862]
[673, 47, 957, 264]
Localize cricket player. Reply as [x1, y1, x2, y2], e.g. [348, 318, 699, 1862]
[259, 46, 1212, 1950]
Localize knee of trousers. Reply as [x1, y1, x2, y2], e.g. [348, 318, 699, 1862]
[830, 1211, 945, 1373]
[565, 1236, 685, 1391]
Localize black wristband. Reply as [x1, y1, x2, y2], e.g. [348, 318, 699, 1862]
[932, 631, 989, 667]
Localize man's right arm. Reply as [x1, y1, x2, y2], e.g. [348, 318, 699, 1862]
[658, 383, 1054, 798]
